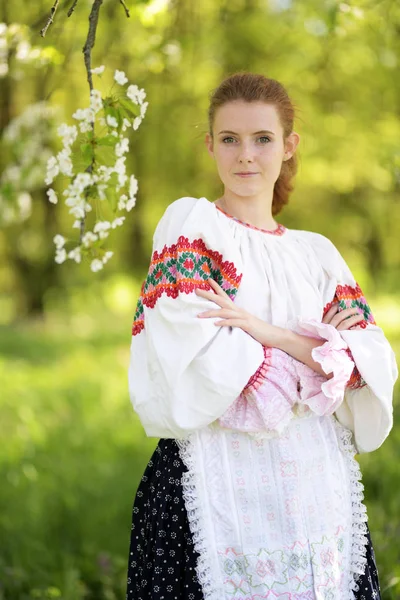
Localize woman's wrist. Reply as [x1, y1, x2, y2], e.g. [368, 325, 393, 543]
[257, 322, 294, 349]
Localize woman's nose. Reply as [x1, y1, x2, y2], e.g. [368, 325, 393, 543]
[237, 143, 255, 162]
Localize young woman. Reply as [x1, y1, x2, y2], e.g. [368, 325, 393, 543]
[126, 72, 398, 600]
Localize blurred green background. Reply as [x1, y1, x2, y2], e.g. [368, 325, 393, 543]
[0, 0, 399, 598]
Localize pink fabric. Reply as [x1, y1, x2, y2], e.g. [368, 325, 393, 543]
[218, 319, 355, 435]
[218, 346, 298, 434]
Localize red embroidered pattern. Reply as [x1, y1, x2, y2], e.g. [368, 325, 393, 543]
[215, 205, 286, 236]
[132, 235, 243, 336]
[243, 345, 273, 394]
[344, 347, 367, 389]
[323, 283, 373, 390]
[323, 283, 376, 329]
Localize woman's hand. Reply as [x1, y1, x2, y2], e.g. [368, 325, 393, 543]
[322, 303, 364, 330]
[195, 278, 277, 346]
[195, 278, 331, 378]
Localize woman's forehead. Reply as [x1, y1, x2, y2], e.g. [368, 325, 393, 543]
[214, 101, 282, 134]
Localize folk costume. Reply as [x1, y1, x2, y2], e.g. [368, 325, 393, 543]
[127, 196, 397, 600]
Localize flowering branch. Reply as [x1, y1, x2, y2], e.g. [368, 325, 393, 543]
[40, 0, 145, 272]
[46, 68, 148, 271]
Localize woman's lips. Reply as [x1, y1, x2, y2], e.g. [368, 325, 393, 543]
[235, 172, 258, 177]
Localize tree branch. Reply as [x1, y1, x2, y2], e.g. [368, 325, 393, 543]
[40, 0, 61, 37]
[83, 0, 104, 92]
[79, 0, 104, 241]
[67, 0, 81, 18]
[119, 0, 130, 18]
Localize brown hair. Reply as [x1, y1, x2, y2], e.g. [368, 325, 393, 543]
[208, 72, 298, 216]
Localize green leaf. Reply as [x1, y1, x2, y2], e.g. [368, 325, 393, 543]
[80, 143, 94, 163]
[96, 135, 118, 147]
[119, 97, 140, 118]
[96, 145, 116, 168]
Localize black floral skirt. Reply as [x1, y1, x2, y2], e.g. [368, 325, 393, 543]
[126, 439, 381, 600]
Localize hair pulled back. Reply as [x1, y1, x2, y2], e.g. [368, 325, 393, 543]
[208, 72, 298, 216]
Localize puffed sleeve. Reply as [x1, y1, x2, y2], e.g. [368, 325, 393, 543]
[310, 232, 398, 453]
[128, 197, 265, 438]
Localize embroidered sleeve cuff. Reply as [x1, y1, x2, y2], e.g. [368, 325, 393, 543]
[344, 347, 367, 389]
[218, 347, 297, 435]
[242, 345, 272, 394]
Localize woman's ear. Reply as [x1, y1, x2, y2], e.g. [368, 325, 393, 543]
[205, 132, 214, 158]
[283, 131, 300, 161]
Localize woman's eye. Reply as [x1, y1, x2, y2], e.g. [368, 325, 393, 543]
[258, 136, 271, 143]
[222, 137, 235, 143]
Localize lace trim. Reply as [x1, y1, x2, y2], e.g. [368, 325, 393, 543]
[175, 434, 220, 600]
[333, 418, 369, 598]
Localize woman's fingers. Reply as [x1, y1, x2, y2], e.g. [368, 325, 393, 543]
[322, 304, 339, 323]
[198, 308, 237, 319]
[195, 278, 233, 307]
[336, 314, 365, 330]
[328, 307, 363, 328]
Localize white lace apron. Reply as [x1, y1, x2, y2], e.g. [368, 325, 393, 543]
[176, 415, 368, 600]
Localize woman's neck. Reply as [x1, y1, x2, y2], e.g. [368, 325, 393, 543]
[215, 193, 277, 231]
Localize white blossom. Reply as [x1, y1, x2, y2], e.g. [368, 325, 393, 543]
[140, 101, 148, 118]
[94, 220, 111, 240]
[79, 120, 93, 133]
[114, 156, 127, 187]
[57, 147, 73, 177]
[47, 188, 58, 204]
[82, 231, 98, 247]
[114, 69, 128, 85]
[118, 194, 127, 210]
[55, 248, 67, 264]
[53, 234, 66, 248]
[129, 175, 138, 198]
[17, 192, 32, 220]
[91, 65, 105, 75]
[126, 197, 136, 211]
[122, 117, 131, 132]
[116, 137, 129, 157]
[94, 220, 111, 233]
[57, 123, 78, 146]
[72, 206, 86, 219]
[133, 117, 142, 130]
[72, 107, 95, 123]
[91, 259, 103, 272]
[90, 89, 103, 113]
[111, 216, 125, 228]
[127, 85, 146, 104]
[45, 156, 59, 185]
[68, 246, 82, 263]
[72, 220, 81, 229]
[97, 165, 113, 182]
[106, 115, 118, 128]
[102, 250, 114, 264]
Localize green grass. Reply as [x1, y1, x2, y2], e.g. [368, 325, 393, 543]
[0, 317, 157, 600]
[0, 316, 399, 599]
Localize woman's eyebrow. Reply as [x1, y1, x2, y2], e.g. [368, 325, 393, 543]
[217, 129, 275, 136]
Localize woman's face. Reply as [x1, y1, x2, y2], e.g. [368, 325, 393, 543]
[205, 100, 299, 198]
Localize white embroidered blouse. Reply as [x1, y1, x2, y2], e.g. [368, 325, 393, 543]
[129, 195, 396, 452]
[128, 195, 398, 600]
